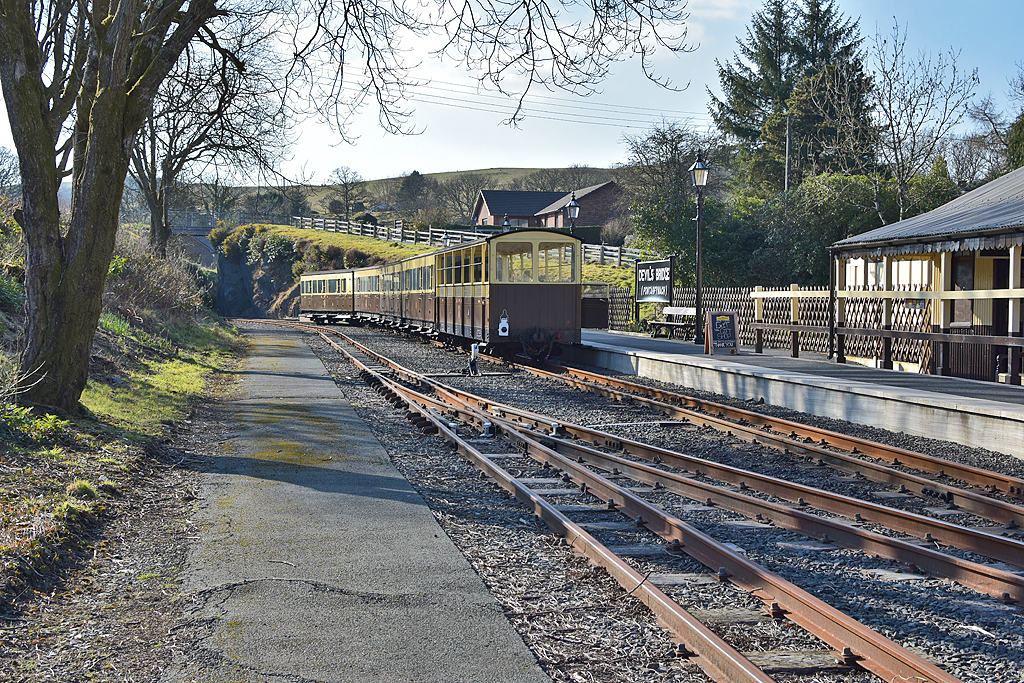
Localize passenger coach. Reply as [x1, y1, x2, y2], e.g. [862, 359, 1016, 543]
[300, 230, 582, 359]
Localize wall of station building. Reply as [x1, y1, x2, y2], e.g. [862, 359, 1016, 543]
[843, 251, 1013, 329]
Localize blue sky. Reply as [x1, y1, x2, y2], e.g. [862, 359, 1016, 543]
[2, 1, 1020, 183]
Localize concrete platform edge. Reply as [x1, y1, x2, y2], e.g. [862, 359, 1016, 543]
[565, 341, 1024, 460]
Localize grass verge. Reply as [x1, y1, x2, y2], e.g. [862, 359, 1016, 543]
[0, 311, 242, 606]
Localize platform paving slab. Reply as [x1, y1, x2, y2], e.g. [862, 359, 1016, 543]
[573, 330, 1024, 460]
[162, 325, 551, 683]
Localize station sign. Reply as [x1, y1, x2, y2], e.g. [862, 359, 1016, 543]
[635, 257, 674, 304]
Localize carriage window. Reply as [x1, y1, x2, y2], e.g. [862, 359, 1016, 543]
[453, 251, 463, 284]
[538, 243, 576, 283]
[473, 248, 483, 282]
[341, 278, 347, 293]
[495, 242, 534, 282]
[328, 279, 338, 293]
[426, 265, 432, 289]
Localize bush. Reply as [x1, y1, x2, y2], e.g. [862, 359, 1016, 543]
[0, 272, 24, 313]
[104, 232, 210, 321]
[0, 403, 72, 443]
[208, 224, 232, 248]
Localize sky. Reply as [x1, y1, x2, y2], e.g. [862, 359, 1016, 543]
[1, 0, 1021, 184]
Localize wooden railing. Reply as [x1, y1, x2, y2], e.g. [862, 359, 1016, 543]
[749, 286, 1024, 383]
[291, 216, 643, 266]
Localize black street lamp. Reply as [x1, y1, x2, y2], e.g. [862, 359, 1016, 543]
[688, 152, 709, 345]
[502, 213, 511, 232]
[566, 192, 580, 234]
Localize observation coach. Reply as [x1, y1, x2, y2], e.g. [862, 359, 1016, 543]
[300, 229, 582, 359]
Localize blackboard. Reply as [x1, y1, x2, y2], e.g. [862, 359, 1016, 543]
[706, 311, 740, 355]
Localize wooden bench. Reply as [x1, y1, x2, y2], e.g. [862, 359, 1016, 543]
[648, 306, 696, 339]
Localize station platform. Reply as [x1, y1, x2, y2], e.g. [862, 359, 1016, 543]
[570, 330, 1024, 461]
[164, 325, 550, 683]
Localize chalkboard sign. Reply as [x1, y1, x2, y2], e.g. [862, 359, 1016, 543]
[706, 311, 740, 355]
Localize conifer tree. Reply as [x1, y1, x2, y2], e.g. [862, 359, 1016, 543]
[709, 0, 869, 190]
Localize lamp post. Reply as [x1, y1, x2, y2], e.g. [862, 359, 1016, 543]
[502, 213, 511, 232]
[566, 192, 580, 234]
[688, 152, 709, 345]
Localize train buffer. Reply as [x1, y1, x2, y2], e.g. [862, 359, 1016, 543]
[648, 306, 696, 339]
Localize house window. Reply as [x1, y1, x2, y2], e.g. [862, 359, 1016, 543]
[953, 254, 974, 326]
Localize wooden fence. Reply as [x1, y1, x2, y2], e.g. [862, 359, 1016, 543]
[292, 216, 643, 267]
[608, 284, 933, 363]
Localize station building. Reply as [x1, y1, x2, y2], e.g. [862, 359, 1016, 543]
[830, 166, 1024, 383]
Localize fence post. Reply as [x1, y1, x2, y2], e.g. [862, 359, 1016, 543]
[881, 255, 894, 370]
[1010, 244, 1022, 384]
[617, 248, 623, 268]
[790, 283, 800, 357]
[835, 257, 847, 364]
[754, 286, 764, 354]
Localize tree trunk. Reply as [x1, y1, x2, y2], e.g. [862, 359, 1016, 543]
[149, 187, 171, 259]
[19, 94, 132, 413]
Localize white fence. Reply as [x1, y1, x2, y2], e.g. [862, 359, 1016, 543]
[291, 216, 642, 267]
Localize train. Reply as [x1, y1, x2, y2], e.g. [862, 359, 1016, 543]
[299, 229, 582, 359]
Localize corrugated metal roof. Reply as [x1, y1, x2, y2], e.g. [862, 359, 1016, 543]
[832, 166, 1024, 251]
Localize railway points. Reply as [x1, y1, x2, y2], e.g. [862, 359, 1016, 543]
[570, 330, 1024, 460]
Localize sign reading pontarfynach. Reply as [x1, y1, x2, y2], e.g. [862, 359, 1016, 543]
[635, 257, 674, 304]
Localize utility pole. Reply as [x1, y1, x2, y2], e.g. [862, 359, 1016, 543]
[784, 113, 791, 193]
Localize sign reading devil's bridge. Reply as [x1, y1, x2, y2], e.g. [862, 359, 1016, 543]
[635, 257, 674, 304]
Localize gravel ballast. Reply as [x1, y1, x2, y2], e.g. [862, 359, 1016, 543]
[310, 326, 1024, 683]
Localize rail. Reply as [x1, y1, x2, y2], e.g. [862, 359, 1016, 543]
[241, 317, 978, 682]
[291, 215, 643, 266]
[322, 321, 968, 683]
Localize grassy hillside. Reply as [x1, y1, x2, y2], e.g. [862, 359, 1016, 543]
[248, 167, 605, 215]
[269, 225, 435, 262]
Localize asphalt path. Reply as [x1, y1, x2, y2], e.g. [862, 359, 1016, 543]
[162, 325, 551, 683]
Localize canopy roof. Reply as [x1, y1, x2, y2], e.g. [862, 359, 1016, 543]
[832, 166, 1024, 258]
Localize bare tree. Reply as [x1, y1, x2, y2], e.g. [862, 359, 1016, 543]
[325, 167, 366, 220]
[944, 130, 1006, 188]
[0, 0, 694, 412]
[0, 146, 18, 199]
[434, 173, 492, 223]
[505, 166, 614, 193]
[131, 24, 291, 257]
[870, 22, 978, 220]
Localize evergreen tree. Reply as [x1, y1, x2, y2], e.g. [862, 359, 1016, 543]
[709, 0, 869, 191]
[709, 0, 795, 146]
[1008, 112, 1024, 170]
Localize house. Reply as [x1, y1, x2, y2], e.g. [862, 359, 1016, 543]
[472, 182, 622, 229]
[829, 166, 1024, 382]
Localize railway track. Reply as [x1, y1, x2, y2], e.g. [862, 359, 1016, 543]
[515, 358, 1024, 524]
[239, 319, 1024, 683]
